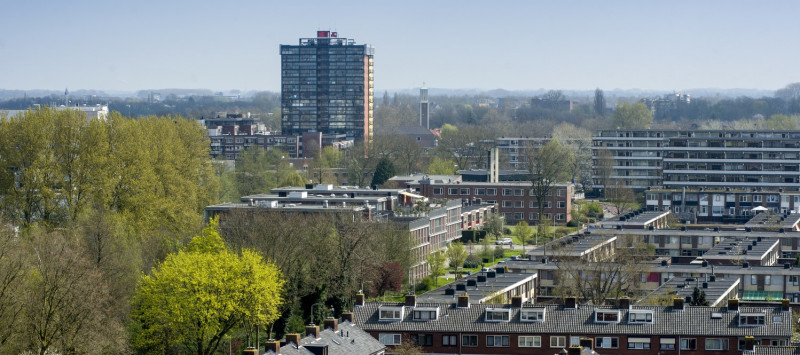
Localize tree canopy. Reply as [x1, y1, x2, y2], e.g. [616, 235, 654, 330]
[131, 218, 284, 355]
[371, 158, 396, 187]
[612, 102, 653, 129]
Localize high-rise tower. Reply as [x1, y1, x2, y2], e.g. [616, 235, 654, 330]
[419, 84, 429, 129]
[280, 31, 374, 145]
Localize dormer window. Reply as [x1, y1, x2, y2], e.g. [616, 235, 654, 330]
[412, 307, 439, 321]
[520, 308, 546, 322]
[485, 308, 511, 322]
[739, 313, 766, 326]
[595, 310, 620, 323]
[378, 306, 404, 321]
[628, 310, 654, 324]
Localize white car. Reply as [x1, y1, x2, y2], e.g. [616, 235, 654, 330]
[495, 237, 513, 245]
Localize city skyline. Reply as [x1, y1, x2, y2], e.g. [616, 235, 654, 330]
[1, 0, 799, 92]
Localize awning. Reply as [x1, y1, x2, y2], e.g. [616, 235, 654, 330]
[630, 338, 651, 343]
[400, 191, 425, 199]
[660, 338, 676, 344]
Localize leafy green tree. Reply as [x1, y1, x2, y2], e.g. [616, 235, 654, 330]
[514, 221, 532, 252]
[691, 286, 709, 306]
[371, 158, 396, 187]
[482, 213, 504, 241]
[426, 251, 447, 287]
[613, 102, 653, 129]
[445, 242, 467, 278]
[426, 157, 457, 175]
[764, 114, 797, 130]
[131, 219, 285, 355]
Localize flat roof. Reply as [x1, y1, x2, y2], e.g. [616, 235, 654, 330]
[528, 234, 617, 258]
[417, 268, 536, 304]
[745, 212, 800, 229]
[702, 237, 779, 261]
[639, 276, 739, 307]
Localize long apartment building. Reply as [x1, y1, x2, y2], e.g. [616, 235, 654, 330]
[592, 130, 800, 192]
[645, 188, 800, 223]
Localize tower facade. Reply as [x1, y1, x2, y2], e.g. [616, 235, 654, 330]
[419, 85, 429, 129]
[280, 31, 374, 144]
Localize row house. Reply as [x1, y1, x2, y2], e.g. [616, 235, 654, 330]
[409, 178, 572, 226]
[352, 295, 791, 355]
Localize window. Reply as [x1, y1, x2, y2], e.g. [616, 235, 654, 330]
[754, 195, 762, 202]
[595, 310, 620, 323]
[514, 200, 524, 208]
[628, 310, 654, 324]
[412, 308, 438, 321]
[485, 308, 511, 322]
[519, 336, 541, 347]
[557, 189, 564, 197]
[410, 334, 433, 346]
[378, 306, 403, 321]
[475, 188, 485, 195]
[520, 309, 545, 322]
[765, 275, 771, 285]
[433, 187, 443, 195]
[705, 338, 728, 350]
[447, 188, 457, 195]
[529, 212, 539, 220]
[460, 188, 470, 195]
[502, 188, 512, 196]
[751, 275, 758, 285]
[660, 338, 676, 350]
[680, 338, 696, 350]
[790, 275, 799, 286]
[379, 333, 401, 345]
[514, 189, 524, 196]
[550, 336, 566, 348]
[557, 201, 566, 208]
[486, 335, 509, 347]
[628, 337, 651, 349]
[503, 201, 512, 208]
[739, 313, 766, 326]
[486, 188, 497, 196]
[740, 195, 750, 202]
[596, 337, 618, 349]
[442, 335, 457, 347]
[556, 213, 565, 221]
[462, 335, 478, 347]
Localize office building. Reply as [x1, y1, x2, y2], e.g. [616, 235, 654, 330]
[280, 31, 374, 144]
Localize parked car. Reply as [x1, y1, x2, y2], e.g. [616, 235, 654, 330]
[495, 237, 513, 245]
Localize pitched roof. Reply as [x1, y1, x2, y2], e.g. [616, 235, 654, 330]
[273, 321, 385, 355]
[352, 302, 791, 338]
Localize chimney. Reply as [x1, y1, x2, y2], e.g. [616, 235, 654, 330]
[618, 297, 631, 310]
[286, 333, 301, 346]
[457, 295, 470, 308]
[405, 294, 417, 307]
[565, 296, 577, 309]
[673, 297, 685, 311]
[710, 275, 716, 282]
[568, 345, 582, 355]
[728, 298, 739, 312]
[355, 293, 365, 307]
[265, 340, 280, 355]
[323, 318, 338, 331]
[744, 336, 755, 351]
[306, 324, 320, 339]
[782, 299, 790, 312]
[243, 347, 259, 355]
[341, 312, 354, 323]
[579, 338, 594, 350]
[511, 296, 523, 308]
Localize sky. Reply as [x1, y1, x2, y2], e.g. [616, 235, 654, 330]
[1, 0, 799, 93]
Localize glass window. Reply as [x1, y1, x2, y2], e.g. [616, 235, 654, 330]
[379, 333, 401, 345]
[486, 188, 497, 196]
[485, 309, 511, 322]
[442, 335, 457, 346]
[519, 336, 541, 347]
[486, 335, 509, 347]
[705, 338, 727, 350]
[596, 337, 618, 349]
[660, 338, 676, 350]
[520, 309, 545, 322]
[462, 335, 478, 347]
[628, 338, 651, 349]
[550, 336, 566, 348]
[433, 187, 443, 195]
[680, 338, 696, 350]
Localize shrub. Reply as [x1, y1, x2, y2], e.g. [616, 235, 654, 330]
[493, 246, 505, 259]
[415, 276, 435, 293]
[566, 219, 579, 227]
[503, 227, 512, 235]
[464, 254, 482, 269]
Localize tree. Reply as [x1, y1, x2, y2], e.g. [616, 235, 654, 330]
[605, 179, 638, 215]
[0, 222, 23, 352]
[523, 138, 574, 233]
[372, 261, 403, 296]
[482, 213, 504, 241]
[551, 122, 592, 185]
[426, 251, 447, 287]
[594, 88, 607, 117]
[426, 157, 457, 175]
[691, 286, 709, 306]
[553, 235, 654, 304]
[613, 102, 653, 129]
[445, 242, 467, 279]
[514, 221, 532, 253]
[764, 114, 797, 130]
[131, 218, 285, 355]
[596, 147, 615, 191]
[371, 158, 395, 187]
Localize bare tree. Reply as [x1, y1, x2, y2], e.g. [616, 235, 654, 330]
[523, 138, 574, 231]
[605, 179, 638, 215]
[553, 235, 654, 304]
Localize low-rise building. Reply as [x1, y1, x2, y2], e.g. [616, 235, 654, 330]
[266, 318, 385, 355]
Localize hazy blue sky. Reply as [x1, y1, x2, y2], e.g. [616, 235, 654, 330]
[1, 0, 798, 93]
